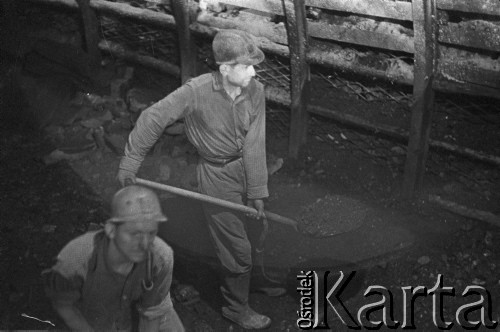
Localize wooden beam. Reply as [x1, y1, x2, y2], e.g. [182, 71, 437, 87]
[193, 17, 499, 98]
[171, 0, 197, 83]
[195, 13, 415, 81]
[283, 0, 310, 159]
[75, 0, 101, 70]
[308, 21, 414, 53]
[432, 79, 499, 99]
[307, 0, 413, 21]
[23, 0, 177, 28]
[196, 10, 288, 44]
[220, 0, 284, 15]
[437, 60, 500, 91]
[220, 0, 413, 21]
[402, 0, 438, 198]
[437, 0, 500, 17]
[202, 9, 415, 54]
[20, 0, 500, 100]
[439, 21, 500, 53]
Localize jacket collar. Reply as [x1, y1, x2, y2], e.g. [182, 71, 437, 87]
[212, 71, 224, 91]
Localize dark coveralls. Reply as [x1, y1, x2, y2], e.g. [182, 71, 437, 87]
[119, 72, 268, 314]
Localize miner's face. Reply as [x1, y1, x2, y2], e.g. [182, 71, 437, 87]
[107, 220, 158, 263]
[222, 63, 256, 88]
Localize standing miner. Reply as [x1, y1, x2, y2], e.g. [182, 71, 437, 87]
[43, 185, 184, 332]
[117, 29, 284, 329]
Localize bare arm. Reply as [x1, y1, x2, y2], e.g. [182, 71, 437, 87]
[53, 302, 94, 332]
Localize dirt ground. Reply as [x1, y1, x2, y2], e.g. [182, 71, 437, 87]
[1, 55, 500, 332]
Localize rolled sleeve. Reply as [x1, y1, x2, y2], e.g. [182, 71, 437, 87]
[120, 85, 194, 174]
[43, 269, 83, 306]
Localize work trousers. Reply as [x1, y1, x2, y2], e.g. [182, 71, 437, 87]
[197, 158, 253, 313]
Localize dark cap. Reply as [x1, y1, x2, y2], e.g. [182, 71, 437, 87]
[212, 29, 265, 66]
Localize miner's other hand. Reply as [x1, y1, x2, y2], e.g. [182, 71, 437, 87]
[247, 199, 266, 220]
[117, 169, 136, 187]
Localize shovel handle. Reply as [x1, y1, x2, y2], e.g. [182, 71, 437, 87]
[136, 178, 298, 230]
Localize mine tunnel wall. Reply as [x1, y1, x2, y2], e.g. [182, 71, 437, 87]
[1, 0, 499, 198]
[1, 0, 499, 98]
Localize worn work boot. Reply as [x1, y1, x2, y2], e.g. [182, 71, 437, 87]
[221, 272, 272, 329]
[222, 306, 272, 330]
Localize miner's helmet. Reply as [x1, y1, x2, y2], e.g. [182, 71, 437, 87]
[107, 185, 167, 224]
[212, 29, 265, 66]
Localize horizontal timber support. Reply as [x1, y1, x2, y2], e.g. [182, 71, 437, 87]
[437, 0, 500, 17]
[220, 0, 413, 21]
[439, 21, 500, 53]
[21, 0, 500, 99]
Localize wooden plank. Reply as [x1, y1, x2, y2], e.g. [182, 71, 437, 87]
[432, 79, 499, 99]
[215, 1, 415, 53]
[220, 0, 413, 21]
[22, 0, 500, 100]
[437, 61, 500, 91]
[439, 22, 500, 53]
[75, 0, 101, 70]
[283, 0, 310, 159]
[25, 0, 177, 28]
[308, 21, 414, 53]
[193, 18, 500, 98]
[196, 13, 416, 80]
[196, 10, 288, 44]
[171, 0, 197, 83]
[402, 0, 438, 198]
[437, 0, 500, 16]
[307, 0, 413, 21]
[220, 0, 284, 15]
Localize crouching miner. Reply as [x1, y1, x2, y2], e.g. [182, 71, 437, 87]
[117, 29, 285, 329]
[43, 185, 185, 332]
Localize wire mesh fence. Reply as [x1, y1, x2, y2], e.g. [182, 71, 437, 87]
[99, 15, 180, 65]
[15, 2, 500, 204]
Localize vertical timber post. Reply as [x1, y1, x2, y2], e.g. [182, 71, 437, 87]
[283, 0, 310, 159]
[75, 0, 101, 71]
[171, 0, 197, 84]
[402, 0, 437, 198]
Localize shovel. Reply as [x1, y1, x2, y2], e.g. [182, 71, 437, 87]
[136, 177, 294, 284]
[135, 178, 366, 284]
[135, 178, 299, 232]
